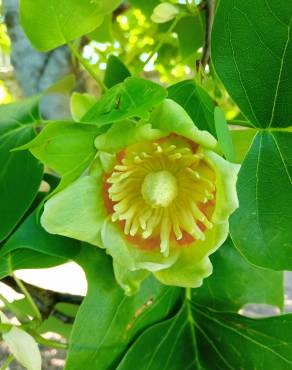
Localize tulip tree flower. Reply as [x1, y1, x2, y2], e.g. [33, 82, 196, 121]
[42, 99, 239, 294]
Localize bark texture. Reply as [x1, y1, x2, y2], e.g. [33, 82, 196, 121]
[3, 0, 73, 118]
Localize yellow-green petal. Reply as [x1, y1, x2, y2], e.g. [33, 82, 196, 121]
[204, 150, 240, 224]
[101, 219, 180, 272]
[94, 120, 165, 153]
[154, 222, 229, 287]
[113, 260, 149, 295]
[150, 99, 218, 151]
[41, 175, 107, 247]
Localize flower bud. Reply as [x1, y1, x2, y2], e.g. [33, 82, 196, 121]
[151, 3, 179, 23]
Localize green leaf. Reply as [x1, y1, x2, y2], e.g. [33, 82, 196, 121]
[0, 97, 39, 135]
[88, 14, 113, 43]
[212, 0, 292, 128]
[6, 299, 77, 340]
[214, 107, 235, 161]
[231, 128, 257, 163]
[65, 244, 181, 370]
[0, 98, 43, 241]
[117, 302, 292, 370]
[116, 305, 197, 370]
[128, 0, 160, 17]
[44, 74, 76, 96]
[0, 250, 67, 279]
[174, 15, 204, 59]
[192, 305, 292, 370]
[104, 55, 131, 89]
[168, 80, 216, 136]
[70, 93, 97, 121]
[230, 131, 292, 270]
[82, 77, 167, 125]
[19, 121, 103, 191]
[20, 0, 122, 51]
[63, 246, 290, 370]
[38, 303, 78, 340]
[0, 211, 80, 260]
[192, 238, 284, 311]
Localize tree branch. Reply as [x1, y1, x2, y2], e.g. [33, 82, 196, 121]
[201, 0, 216, 67]
[1, 276, 83, 323]
[112, 3, 130, 21]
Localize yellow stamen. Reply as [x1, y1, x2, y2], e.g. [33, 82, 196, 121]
[106, 138, 216, 251]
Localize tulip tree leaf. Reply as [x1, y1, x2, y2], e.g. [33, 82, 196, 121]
[214, 107, 235, 161]
[116, 305, 197, 370]
[104, 55, 131, 89]
[62, 243, 292, 370]
[89, 0, 122, 15]
[44, 74, 76, 96]
[168, 80, 216, 136]
[10, 299, 77, 340]
[192, 305, 292, 370]
[175, 15, 204, 59]
[18, 121, 103, 191]
[37, 302, 78, 340]
[117, 303, 292, 370]
[230, 131, 292, 270]
[82, 77, 167, 125]
[0, 97, 43, 242]
[212, 0, 292, 128]
[65, 244, 181, 370]
[0, 250, 67, 280]
[128, 0, 160, 17]
[192, 238, 284, 311]
[70, 93, 97, 122]
[0, 211, 81, 260]
[89, 15, 113, 43]
[0, 97, 39, 135]
[231, 128, 258, 163]
[20, 0, 122, 51]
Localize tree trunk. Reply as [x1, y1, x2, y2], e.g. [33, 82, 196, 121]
[3, 0, 73, 119]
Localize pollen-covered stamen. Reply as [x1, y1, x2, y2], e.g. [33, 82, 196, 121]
[141, 170, 178, 208]
[105, 138, 216, 255]
[142, 208, 163, 239]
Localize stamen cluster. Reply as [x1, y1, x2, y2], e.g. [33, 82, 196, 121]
[105, 137, 216, 256]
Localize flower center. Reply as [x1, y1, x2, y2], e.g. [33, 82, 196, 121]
[141, 170, 178, 208]
[104, 136, 216, 256]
